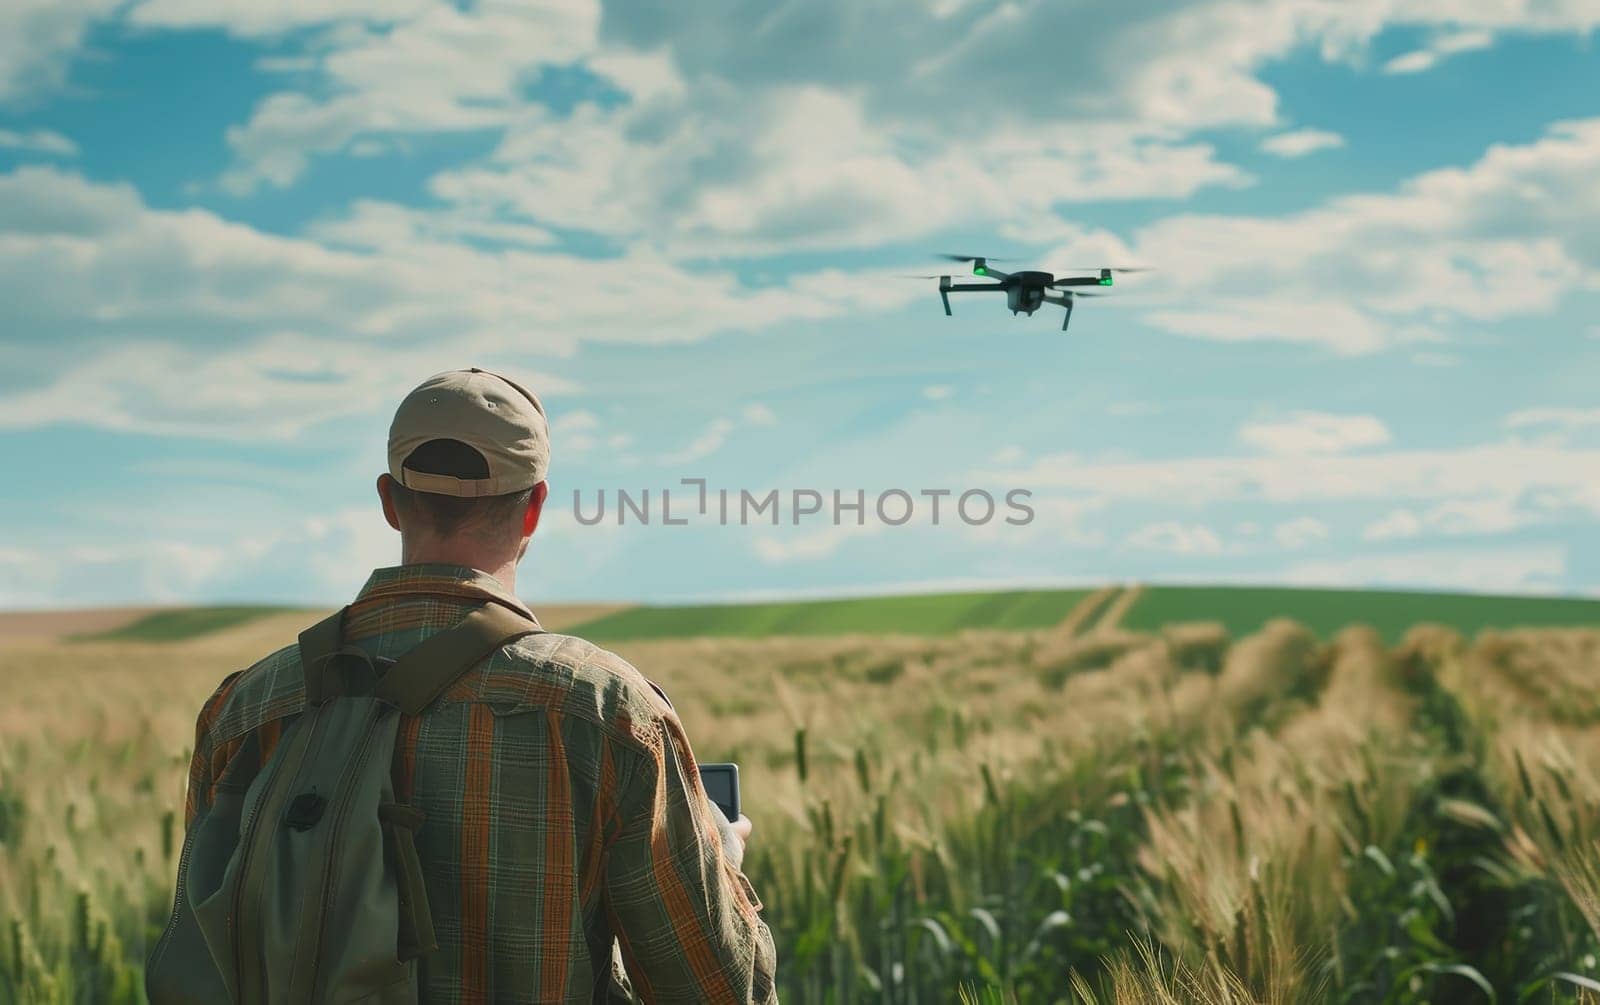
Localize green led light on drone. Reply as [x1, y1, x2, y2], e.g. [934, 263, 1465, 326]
[1100, 276, 1113, 286]
[974, 265, 987, 275]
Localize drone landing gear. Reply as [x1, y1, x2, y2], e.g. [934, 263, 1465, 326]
[1041, 292, 1074, 331]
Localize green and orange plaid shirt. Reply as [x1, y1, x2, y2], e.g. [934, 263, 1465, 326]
[182, 563, 778, 1003]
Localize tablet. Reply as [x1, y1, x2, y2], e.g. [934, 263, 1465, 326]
[697, 762, 741, 824]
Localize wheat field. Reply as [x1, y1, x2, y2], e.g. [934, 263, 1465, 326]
[2, 607, 1599, 1002]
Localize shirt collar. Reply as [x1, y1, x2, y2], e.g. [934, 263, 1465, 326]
[354, 563, 540, 624]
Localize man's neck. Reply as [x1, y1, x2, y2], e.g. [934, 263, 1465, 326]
[400, 543, 518, 594]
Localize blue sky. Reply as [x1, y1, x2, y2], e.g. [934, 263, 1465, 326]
[1, 0, 1598, 609]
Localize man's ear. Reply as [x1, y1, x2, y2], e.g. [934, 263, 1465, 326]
[377, 473, 402, 532]
[522, 480, 549, 538]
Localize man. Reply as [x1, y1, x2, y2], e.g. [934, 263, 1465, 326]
[178, 368, 778, 1001]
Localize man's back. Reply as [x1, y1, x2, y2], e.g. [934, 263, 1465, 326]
[184, 563, 776, 1002]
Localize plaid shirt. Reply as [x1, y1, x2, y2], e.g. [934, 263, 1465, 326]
[182, 563, 777, 1003]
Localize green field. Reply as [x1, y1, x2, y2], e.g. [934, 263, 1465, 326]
[56, 586, 1600, 648]
[8, 604, 1600, 1001]
[566, 587, 1097, 640]
[72, 606, 299, 643]
[1120, 585, 1600, 643]
[569, 584, 1600, 643]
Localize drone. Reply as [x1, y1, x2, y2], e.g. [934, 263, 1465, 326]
[910, 254, 1149, 331]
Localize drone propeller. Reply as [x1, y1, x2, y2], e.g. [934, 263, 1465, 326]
[939, 253, 1016, 263]
[1058, 266, 1153, 273]
[897, 274, 945, 279]
[1067, 291, 1109, 297]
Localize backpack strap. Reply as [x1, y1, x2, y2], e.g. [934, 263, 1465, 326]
[298, 601, 542, 711]
[299, 606, 353, 706]
[372, 601, 543, 715]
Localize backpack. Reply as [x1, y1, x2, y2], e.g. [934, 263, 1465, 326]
[147, 601, 542, 1004]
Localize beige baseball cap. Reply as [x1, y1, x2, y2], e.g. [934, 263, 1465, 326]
[388, 368, 550, 497]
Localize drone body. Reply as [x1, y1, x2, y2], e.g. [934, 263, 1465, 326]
[927, 255, 1141, 331]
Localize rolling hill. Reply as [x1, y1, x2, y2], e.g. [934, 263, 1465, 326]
[9, 585, 1595, 645]
[565, 583, 1600, 643]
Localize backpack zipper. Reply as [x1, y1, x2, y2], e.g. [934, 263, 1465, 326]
[148, 801, 201, 973]
[230, 705, 325, 1002]
[305, 704, 386, 1000]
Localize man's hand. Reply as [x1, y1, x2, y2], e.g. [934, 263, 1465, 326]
[714, 809, 754, 870]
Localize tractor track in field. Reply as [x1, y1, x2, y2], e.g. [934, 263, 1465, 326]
[1055, 585, 1118, 637]
[1092, 583, 1144, 633]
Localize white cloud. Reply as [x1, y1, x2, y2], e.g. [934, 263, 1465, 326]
[778, 266, 942, 313]
[213, 0, 1269, 205]
[1363, 509, 1424, 541]
[0, 505, 405, 607]
[1363, 497, 1529, 540]
[753, 521, 884, 563]
[1279, 546, 1565, 595]
[1128, 521, 1224, 555]
[0, 0, 121, 103]
[1425, 497, 1527, 536]
[0, 334, 580, 441]
[177, 0, 1600, 258]
[923, 385, 953, 401]
[1505, 407, 1600, 430]
[750, 487, 1090, 561]
[1239, 412, 1392, 455]
[298, 507, 401, 597]
[661, 418, 735, 465]
[0, 128, 77, 155]
[1259, 128, 1345, 158]
[9, 0, 1599, 200]
[0, 167, 923, 438]
[1048, 498, 1111, 547]
[1141, 300, 1389, 353]
[1382, 29, 1494, 75]
[476, 2, 1596, 257]
[0, 540, 228, 608]
[433, 93, 1247, 259]
[127, 0, 432, 35]
[965, 494, 1108, 548]
[219, 0, 600, 192]
[1273, 516, 1330, 550]
[1382, 50, 1440, 75]
[987, 439, 1600, 518]
[636, 404, 778, 466]
[1049, 117, 1600, 354]
[554, 409, 600, 432]
[600, 2, 1595, 138]
[308, 198, 555, 250]
[552, 409, 601, 452]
